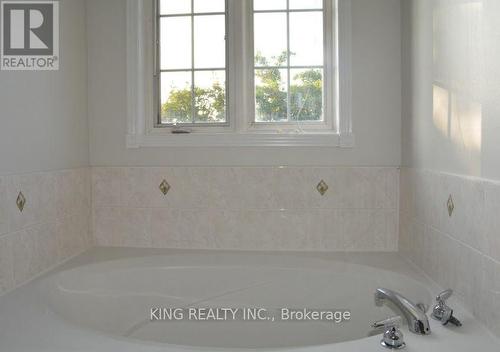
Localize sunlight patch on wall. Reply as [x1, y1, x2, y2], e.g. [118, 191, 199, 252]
[433, 84, 450, 137]
[431, 0, 484, 175]
[450, 94, 482, 152]
[432, 83, 482, 153]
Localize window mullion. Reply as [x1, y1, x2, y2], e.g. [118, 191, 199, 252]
[154, 0, 160, 125]
[190, 0, 195, 124]
[286, 0, 291, 122]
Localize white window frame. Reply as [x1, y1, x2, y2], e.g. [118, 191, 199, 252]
[153, 0, 231, 130]
[248, 1, 333, 131]
[126, 0, 353, 148]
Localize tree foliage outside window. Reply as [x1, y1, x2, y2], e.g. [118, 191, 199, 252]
[161, 81, 225, 123]
[255, 51, 323, 122]
[161, 52, 323, 124]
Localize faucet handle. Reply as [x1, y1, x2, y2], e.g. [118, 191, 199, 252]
[372, 316, 406, 350]
[436, 289, 453, 303]
[432, 289, 462, 327]
[372, 316, 402, 329]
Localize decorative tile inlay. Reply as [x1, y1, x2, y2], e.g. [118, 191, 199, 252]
[316, 180, 329, 196]
[447, 195, 454, 217]
[159, 180, 171, 196]
[16, 192, 26, 212]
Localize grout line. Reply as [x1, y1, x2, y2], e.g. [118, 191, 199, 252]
[401, 166, 500, 188]
[0, 246, 93, 298]
[0, 206, 92, 239]
[0, 166, 90, 178]
[427, 222, 500, 267]
[399, 210, 500, 267]
[91, 206, 399, 211]
[90, 165, 402, 170]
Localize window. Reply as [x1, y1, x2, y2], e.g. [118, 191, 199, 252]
[127, 0, 352, 147]
[253, 0, 326, 124]
[156, 0, 227, 126]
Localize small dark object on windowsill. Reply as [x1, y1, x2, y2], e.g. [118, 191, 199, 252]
[171, 128, 192, 134]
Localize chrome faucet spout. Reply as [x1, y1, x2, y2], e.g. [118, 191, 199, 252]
[375, 288, 431, 335]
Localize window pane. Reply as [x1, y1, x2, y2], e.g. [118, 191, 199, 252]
[290, 12, 323, 66]
[194, 0, 225, 13]
[194, 70, 226, 123]
[160, 72, 192, 124]
[160, 17, 192, 70]
[254, 13, 287, 67]
[289, 0, 323, 10]
[290, 69, 323, 121]
[194, 15, 225, 69]
[253, 0, 286, 11]
[160, 0, 190, 15]
[255, 68, 288, 122]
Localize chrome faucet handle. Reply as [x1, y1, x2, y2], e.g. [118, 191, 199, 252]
[436, 289, 453, 303]
[432, 289, 462, 327]
[372, 316, 406, 350]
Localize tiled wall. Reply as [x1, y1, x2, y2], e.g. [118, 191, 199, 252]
[400, 168, 500, 337]
[92, 167, 399, 251]
[0, 168, 92, 295]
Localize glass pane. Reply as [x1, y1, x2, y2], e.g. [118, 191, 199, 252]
[253, 0, 286, 11]
[194, 0, 225, 13]
[160, 17, 192, 70]
[194, 70, 226, 123]
[160, 0, 190, 15]
[290, 68, 323, 121]
[254, 13, 287, 67]
[194, 15, 225, 69]
[289, 0, 323, 10]
[290, 11, 323, 66]
[160, 72, 192, 124]
[255, 68, 288, 122]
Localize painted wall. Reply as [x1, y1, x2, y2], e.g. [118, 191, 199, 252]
[86, 0, 402, 167]
[0, 0, 89, 176]
[401, 0, 500, 180]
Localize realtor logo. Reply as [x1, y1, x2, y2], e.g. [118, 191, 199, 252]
[1, 1, 59, 70]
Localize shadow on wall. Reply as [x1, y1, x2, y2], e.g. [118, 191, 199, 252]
[431, 0, 483, 175]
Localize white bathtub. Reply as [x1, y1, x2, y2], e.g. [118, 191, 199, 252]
[0, 249, 498, 352]
[43, 253, 432, 349]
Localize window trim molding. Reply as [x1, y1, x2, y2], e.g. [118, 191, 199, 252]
[126, 0, 354, 148]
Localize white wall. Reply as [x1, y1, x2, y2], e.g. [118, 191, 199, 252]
[402, 0, 500, 180]
[0, 0, 89, 176]
[87, 0, 402, 167]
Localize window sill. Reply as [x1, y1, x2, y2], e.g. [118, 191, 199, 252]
[126, 132, 355, 148]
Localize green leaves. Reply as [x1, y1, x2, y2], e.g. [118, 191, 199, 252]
[161, 52, 322, 124]
[255, 51, 323, 122]
[161, 82, 225, 123]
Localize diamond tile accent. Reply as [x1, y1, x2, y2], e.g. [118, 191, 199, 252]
[316, 180, 329, 196]
[447, 195, 454, 217]
[16, 192, 26, 212]
[159, 180, 171, 196]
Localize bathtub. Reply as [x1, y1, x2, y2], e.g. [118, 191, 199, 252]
[0, 248, 498, 351]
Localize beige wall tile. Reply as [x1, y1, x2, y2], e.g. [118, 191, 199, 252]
[0, 168, 91, 296]
[400, 168, 500, 337]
